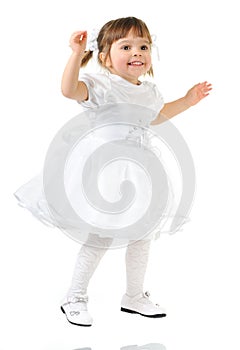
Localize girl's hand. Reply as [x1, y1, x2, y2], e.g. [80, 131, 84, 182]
[69, 31, 87, 55]
[185, 81, 212, 107]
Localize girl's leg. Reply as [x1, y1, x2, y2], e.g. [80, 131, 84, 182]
[61, 233, 113, 326]
[125, 239, 151, 297]
[121, 239, 166, 318]
[67, 233, 113, 299]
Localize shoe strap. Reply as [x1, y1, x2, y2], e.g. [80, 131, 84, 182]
[132, 291, 160, 307]
[128, 291, 150, 302]
[63, 295, 89, 305]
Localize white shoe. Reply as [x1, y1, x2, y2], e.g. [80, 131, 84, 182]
[121, 291, 166, 318]
[61, 296, 93, 326]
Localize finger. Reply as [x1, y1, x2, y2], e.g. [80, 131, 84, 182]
[206, 83, 212, 90]
[203, 85, 212, 92]
[71, 31, 87, 42]
[200, 81, 212, 88]
[72, 30, 87, 36]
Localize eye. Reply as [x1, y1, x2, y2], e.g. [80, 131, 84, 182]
[122, 45, 131, 50]
[141, 45, 149, 50]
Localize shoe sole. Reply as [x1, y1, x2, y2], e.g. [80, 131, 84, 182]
[61, 306, 92, 327]
[121, 307, 167, 318]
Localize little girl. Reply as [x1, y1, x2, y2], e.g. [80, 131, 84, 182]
[15, 16, 211, 327]
[58, 16, 211, 327]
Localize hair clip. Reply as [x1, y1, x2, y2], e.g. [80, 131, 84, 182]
[87, 28, 99, 52]
[151, 34, 160, 61]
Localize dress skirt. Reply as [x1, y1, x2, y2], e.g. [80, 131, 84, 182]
[14, 104, 194, 247]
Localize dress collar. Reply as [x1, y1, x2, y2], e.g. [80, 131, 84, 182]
[105, 71, 144, 87]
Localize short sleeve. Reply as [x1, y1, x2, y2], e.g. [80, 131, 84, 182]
[141, 81, 165, 121]
[152, 84, 164, 113]
[77, 73, 110, 109]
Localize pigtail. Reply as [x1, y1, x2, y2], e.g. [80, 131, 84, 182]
[81, 50, 94, 67]
[147, 67, 154, 77]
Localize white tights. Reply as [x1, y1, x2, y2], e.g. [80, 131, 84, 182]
[67, 233, 151, 299]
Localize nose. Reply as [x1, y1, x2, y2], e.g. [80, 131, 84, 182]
[133, 48, 142, 56]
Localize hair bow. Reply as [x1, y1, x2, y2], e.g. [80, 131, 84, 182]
[151, 34, 160, 61]
[87, 28, 99, 52]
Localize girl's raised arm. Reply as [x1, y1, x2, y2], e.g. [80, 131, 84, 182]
[61, 31, 89, 102]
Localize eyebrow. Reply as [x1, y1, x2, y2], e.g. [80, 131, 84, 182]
[116, 39, 150, 46]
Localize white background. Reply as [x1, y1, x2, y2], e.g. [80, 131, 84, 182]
[1, 1, 240, 349]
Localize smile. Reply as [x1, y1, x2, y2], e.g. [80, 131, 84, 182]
[128, 61, 144, 66]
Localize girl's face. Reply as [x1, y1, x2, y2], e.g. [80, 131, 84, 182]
[102, 30, 152, 85]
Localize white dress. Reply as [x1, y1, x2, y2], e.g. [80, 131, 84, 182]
[14, 72, 192, 246]
[79, 72, 164, 111]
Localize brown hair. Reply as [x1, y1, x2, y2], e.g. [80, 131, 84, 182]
[81, 17, 153, 76]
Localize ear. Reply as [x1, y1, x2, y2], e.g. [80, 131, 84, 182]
[99, 52, 106, 64]
[99, 52, 111, 68]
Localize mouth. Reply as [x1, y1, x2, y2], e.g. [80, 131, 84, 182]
[128, 61, 144, 66]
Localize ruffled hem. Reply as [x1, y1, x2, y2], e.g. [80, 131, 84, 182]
[14, 173, 190, 242]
